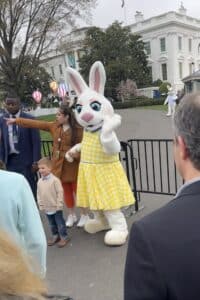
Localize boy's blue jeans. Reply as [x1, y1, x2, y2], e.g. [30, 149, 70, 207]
[46, 211, 68, 240]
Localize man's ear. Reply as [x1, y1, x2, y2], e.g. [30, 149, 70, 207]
[177, 136, 189, 160]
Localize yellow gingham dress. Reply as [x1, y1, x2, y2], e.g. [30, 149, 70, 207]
[77, 131, 135, 210]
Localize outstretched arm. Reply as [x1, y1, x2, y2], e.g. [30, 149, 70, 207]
[5, 117, 53, 132]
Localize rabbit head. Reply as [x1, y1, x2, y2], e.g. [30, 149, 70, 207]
[66, 61, 114, 131]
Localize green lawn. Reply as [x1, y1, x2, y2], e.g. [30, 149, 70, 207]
[37, 114, 55, 140]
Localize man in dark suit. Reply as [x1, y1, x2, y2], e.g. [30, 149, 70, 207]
[124, 93, 200, 300]
[0, 94, 41, 197]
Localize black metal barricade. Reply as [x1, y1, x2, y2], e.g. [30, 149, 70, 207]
[41, 140, 53, 157]
[40, 139, 183, 213]
[128, 139, 183, 203]
[40, 140, 139, 213]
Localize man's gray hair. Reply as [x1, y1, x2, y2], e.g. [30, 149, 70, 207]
[173, 93, 200, 170]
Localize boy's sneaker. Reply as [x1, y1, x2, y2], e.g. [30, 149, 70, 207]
[57, 238, 70, 248]
[66, 215, 74, 227]
[48, 236, 60, 246]
[77, 214, 89, 228]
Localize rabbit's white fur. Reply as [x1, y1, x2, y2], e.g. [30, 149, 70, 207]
[65, 62, 121, 158]
[65, 143, 81, 162]
[65, 61, 131, 246]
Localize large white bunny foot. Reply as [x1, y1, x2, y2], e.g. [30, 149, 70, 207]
[84, 212, 110, 234]
[84, 219, 110, 234]
[104, 229, 128, 246]
[103, 209, 128, 246]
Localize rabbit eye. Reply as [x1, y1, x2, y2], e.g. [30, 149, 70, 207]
[75, 104, 82, 114]
[90, 101, 101, 112]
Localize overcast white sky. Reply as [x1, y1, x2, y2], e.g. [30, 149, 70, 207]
[86, 0, 200, 28]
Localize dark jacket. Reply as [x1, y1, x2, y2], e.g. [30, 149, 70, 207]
[124, 180, 200, 300]
[0, 111, 41, 166]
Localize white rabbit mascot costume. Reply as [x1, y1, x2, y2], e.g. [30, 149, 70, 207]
[65, 61, 135, 246]
[164, 86, 177, 117]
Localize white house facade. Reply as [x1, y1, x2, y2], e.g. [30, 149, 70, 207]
[40, 27, 88, 92]
[41, 53, 68, 85]
[41, 5, 200, 93]
[130, 5, 200, 91]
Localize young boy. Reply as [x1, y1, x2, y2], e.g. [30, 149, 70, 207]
[37, 157, 70, 248]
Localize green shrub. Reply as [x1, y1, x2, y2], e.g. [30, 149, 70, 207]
[159, 82, 171, 95]
[112, 96, 164, 109]
[152, 79, 163, 87]
[113, 101, 135, 109]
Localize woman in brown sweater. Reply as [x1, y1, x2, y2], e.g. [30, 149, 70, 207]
[6, 104, 88, 228]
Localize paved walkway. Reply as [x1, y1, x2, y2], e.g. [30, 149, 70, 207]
[45, 108, 175, 300]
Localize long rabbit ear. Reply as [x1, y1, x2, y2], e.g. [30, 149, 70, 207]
[66, 67, 88, 96]
[89, 61, 106, 95]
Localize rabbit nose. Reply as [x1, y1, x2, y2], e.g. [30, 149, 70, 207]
[81, 112, 93, 122]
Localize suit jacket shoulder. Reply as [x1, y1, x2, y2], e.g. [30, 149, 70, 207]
[125, 181, 200, 300]
[136, 180, 200, 236]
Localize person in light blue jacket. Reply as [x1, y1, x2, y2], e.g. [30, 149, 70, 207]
[0, 169, 47, 277]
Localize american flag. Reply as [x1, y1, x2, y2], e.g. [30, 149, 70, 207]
[57, 83, 68, 98]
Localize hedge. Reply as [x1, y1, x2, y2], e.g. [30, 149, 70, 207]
[112, 96, 164, 109]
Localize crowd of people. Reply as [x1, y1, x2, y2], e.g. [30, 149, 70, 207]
[1, 87, 200, 300]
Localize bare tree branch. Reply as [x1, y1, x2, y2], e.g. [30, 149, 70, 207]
[0, 0, 97, 95]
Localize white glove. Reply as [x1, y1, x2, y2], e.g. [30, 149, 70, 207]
[65, 143, 81, 163]
[65, 151, 74, 162]
[102, 114, 121, 137]
[101, 114, 121, 154]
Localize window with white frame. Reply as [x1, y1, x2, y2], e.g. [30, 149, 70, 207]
[179, 62, 183, 79]
[198, 43, 200, 55]
[188, 39, 192, 52]
[148, 66, 153, 81]
[161, 63, 167, 80]
[144, 41, 151, 55]
[77, 50, 86, 60]
[189, 63, 194, 74]
[178, 36, 182, 51]
[160, 38, 166, 52]
[59, 64, 63, 75]
[51, 66, 55, 78]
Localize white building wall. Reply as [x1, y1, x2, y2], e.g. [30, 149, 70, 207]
[167, 32, 178, 87]
[40, 9, 200, 93]
[130, 10, 200, 91]
[40, 28, 88, 93]
[41, 55, 68, 85]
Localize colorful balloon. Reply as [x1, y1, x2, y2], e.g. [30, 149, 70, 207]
[32, 90, 42, 104]
[49, 81, 58, 93]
